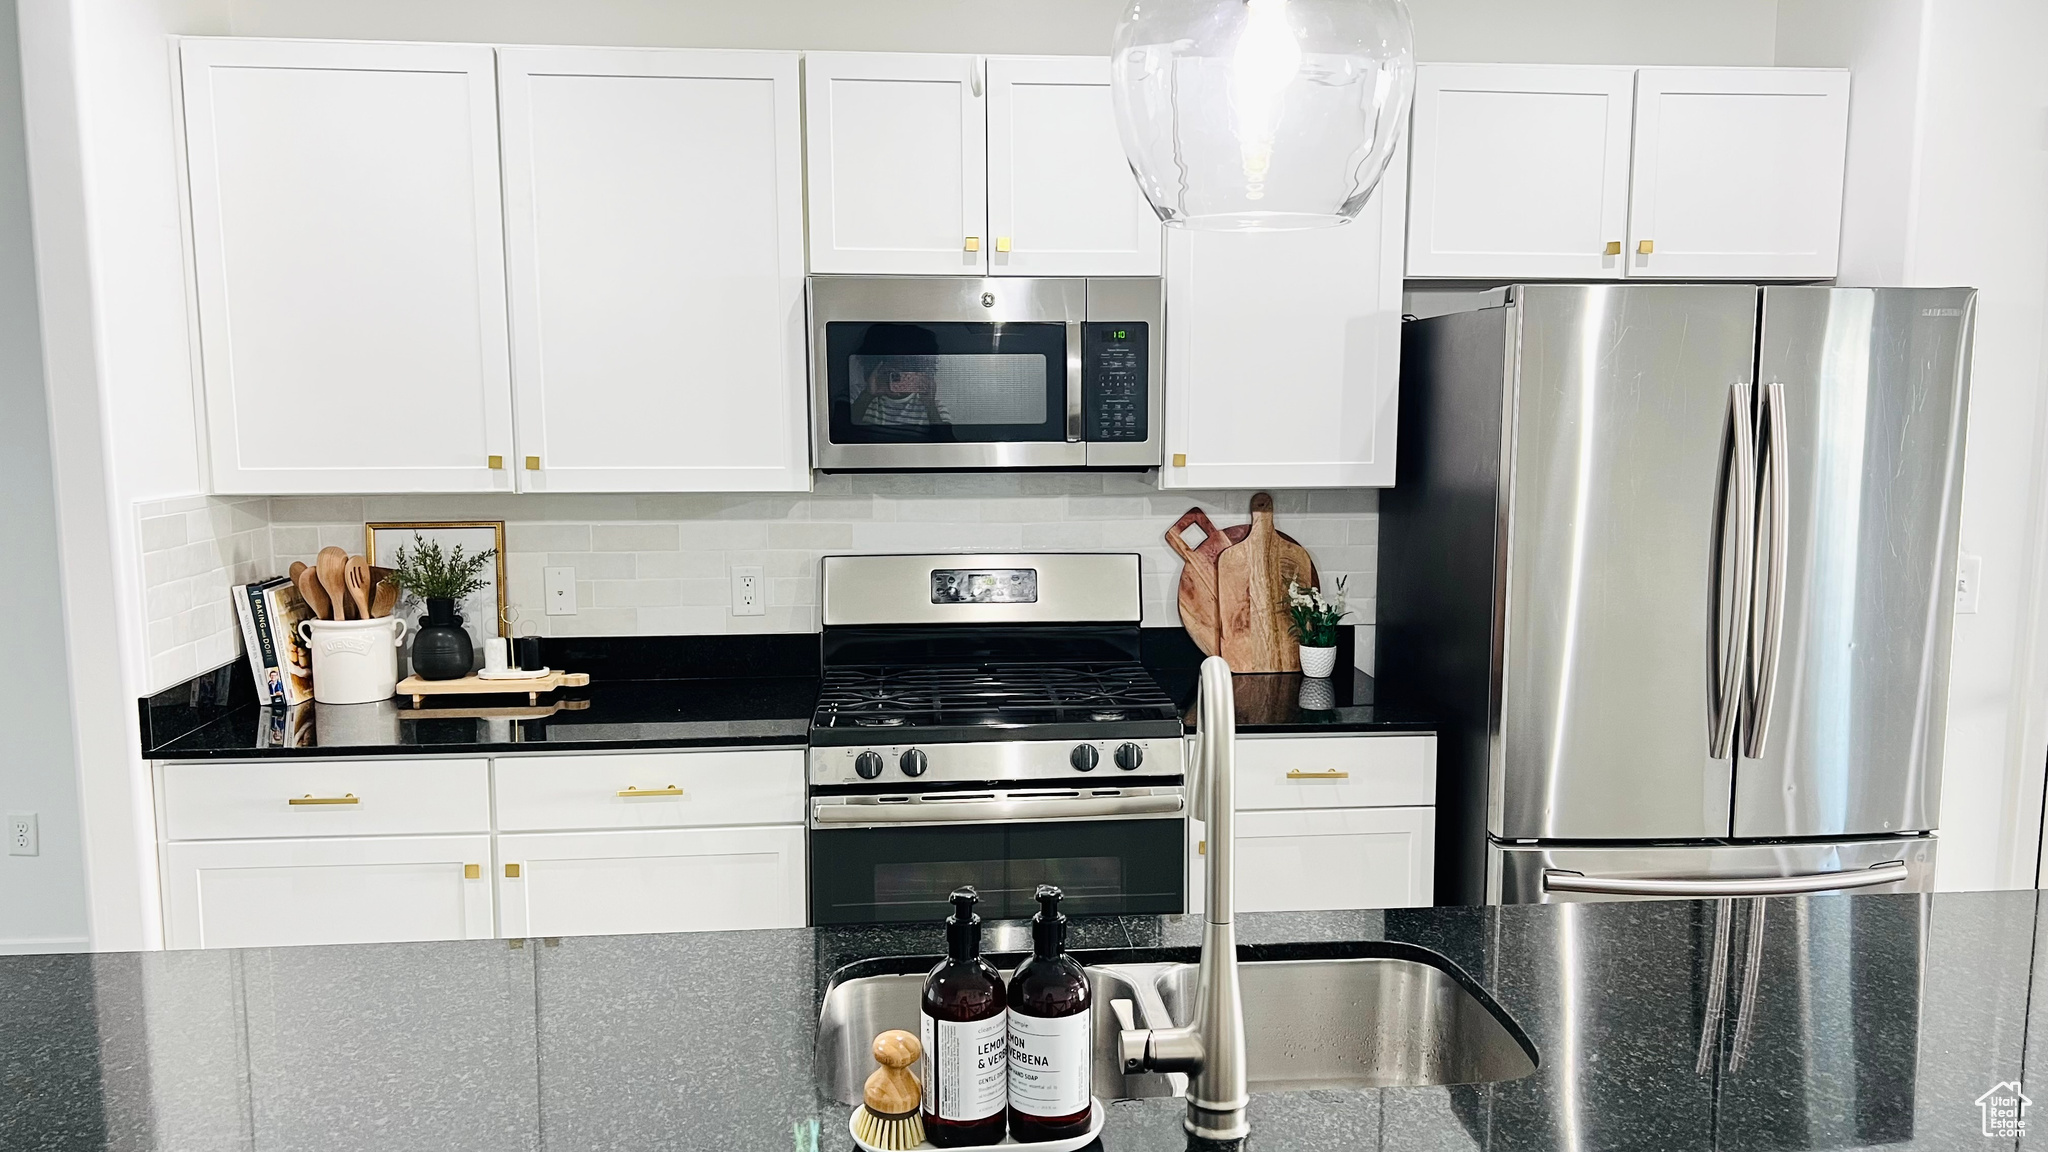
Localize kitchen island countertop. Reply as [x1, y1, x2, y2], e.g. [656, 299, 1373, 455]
[3, 889, 2031, 1151]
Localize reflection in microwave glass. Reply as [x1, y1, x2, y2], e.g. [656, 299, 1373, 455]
[849, 353, 1048, 428]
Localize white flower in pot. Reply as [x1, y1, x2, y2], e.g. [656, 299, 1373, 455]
[1285, 577, 1352, 679]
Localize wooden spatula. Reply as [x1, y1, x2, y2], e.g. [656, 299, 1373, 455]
[294, 566, 333, 622]
[344, 555, 374, 621]
[316, 547, 349, 621]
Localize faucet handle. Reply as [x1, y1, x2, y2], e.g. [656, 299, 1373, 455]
[1110, 998, 1149, 1072]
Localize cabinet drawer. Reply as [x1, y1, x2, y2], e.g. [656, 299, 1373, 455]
[159, 760, 490, 840]
[492, 750, 805, 832]
[1232, 735, 1436, 810]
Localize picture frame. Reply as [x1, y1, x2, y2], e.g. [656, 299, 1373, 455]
[365, 522, 510, 665]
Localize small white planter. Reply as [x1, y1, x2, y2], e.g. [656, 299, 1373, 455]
[1298, 644, 1339, 679]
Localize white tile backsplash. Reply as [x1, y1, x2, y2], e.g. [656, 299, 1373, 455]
[139, 475, 1381, 688]
[136, 496, 274, 692]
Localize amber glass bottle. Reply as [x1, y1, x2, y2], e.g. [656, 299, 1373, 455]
[920, 887, 1008, 1147]
[1006, 885, 1094, 1142]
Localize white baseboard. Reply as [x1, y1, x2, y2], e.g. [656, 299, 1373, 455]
[0, 936, 92, 955]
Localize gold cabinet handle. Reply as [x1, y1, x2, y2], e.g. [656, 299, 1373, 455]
[464, 864, 481, 879]
[525, 455, 542, 470]
[1285, 770, 1350, 780]
[1603, 241, 1622, 256]
[617, 785, 685, 797]
[1172, 453, 1187, 468]
[964, 236, 981, 252]
[505, 864, 521, 878]
[488, 454, 504, 469]
[1637, 239, 1654, 255]
[288, 793, 358, 805]
[1197, 839, 1206, 855]
[995, 236, 1012, 253]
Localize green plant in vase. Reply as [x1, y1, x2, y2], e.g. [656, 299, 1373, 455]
[1286, 576, 1351, 679]
[389, 533, 496, 681]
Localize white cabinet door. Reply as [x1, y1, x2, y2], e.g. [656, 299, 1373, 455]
[985, 56, 1159, 277]
[1162, 144, 1406, 489]
[179, 39, 513, 494]
[805, 53, 987, 274]
[498, 826, 806, 937]
[162, 835, 494, 949]
[497, 48, 809, 493]
[1405, 65, 1634, 279]
[1626, 68, 1850, 279]
[1196, 807, 1434, 913]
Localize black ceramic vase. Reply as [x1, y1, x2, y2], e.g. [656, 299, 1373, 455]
[411, 597, 474, 680]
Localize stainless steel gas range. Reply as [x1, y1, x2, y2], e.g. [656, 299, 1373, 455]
[806, 553, 1187, 925]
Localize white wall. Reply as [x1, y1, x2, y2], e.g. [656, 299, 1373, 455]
[0, 0, 89, 952]
[1779, 0, 2048, 892]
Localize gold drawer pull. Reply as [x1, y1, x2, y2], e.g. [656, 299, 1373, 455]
[505, 863, 521, 878]
[1603, 241, 1622, 256]
[995, 236, 1012, 253]
[1637, 239, 1654, 255]
[288, 793, 358, 805]
[618, 785, 685, 797]
[1285, 770, 1350, 780]
[964, 236, 981, 252]
[464, 864, 481, 879]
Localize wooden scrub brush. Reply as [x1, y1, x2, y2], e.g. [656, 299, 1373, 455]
[853, 1029, 925, 1150]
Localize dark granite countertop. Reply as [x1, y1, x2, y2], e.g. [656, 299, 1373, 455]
[145, 631, 1434, 760]
[4, 890, 2032, 1151]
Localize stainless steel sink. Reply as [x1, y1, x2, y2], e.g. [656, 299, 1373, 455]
[814, 945, 1535, 1104]
[1147, 952, 1538, 1091]
[813, 961, 1183, 1106]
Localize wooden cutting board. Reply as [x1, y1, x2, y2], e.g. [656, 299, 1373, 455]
[1166, 496, 1319, 660]
[1216, 493, 1318, 672]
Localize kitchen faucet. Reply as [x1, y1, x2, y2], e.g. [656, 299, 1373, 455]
[1112, 656, 1248, 1142]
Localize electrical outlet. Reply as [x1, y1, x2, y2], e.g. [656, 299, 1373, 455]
[8, 813, 37, 857]
[731, 566, 765, 616]
[1957, 553, 1983, 614]
[544, 566, 577, 616]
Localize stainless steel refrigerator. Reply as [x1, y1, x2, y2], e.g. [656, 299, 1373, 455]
[1380, 284, 1974, 904]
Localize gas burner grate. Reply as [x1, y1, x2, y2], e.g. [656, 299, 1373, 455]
[814, 662, 1176, 729]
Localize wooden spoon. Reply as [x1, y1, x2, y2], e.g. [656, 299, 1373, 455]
[369, 566, 399, 618]
[288, 560, 307, 584]
[344, 555, 374, 621]
[294, 566, 334, 622]
[315, 547, 349, 621]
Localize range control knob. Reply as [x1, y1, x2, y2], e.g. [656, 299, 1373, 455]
[900, 749, 929, 777]
[854, 751, 886, 780]
[1069, 744, 1100, 772]
[1114, 743, 1145, 771]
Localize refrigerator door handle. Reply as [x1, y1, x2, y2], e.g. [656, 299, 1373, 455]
[1708, 382, 1758, 758]
[1743, 382, 1790, 760]
[1542, 860, 1910, 897]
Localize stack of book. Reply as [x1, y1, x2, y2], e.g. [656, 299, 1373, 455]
[232, 577, 315, 707]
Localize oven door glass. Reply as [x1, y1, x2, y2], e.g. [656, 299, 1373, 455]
[809, 817, 1185, 925]
[823, 321, 1069, 446]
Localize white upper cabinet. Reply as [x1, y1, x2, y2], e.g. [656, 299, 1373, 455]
[497, 47, 809, 492]
[1626, 68, 1850, 280]
[985, 56, 1161, 276]
[804, 52, 988, 275]
[1162, 144, 1406, 489]
[179, 39, 514, 494]
[1405, 65, 1634, 280]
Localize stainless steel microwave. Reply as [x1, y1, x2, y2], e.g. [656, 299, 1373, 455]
[808, 276, 1163, 470]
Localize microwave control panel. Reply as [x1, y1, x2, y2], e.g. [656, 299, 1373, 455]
[1083, 322, 1149, 442]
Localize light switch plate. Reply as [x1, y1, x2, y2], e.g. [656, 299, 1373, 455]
[731, 566, 765, 616]
[1957, 553, 1982, 614]
[544, 566, 577, 616]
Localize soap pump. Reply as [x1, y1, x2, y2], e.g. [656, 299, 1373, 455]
[1006, 884, 1093, 1142]
[919, 886, 1008, 1147]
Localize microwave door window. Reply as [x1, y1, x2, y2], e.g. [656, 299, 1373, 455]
[826, 321, 1068, 445]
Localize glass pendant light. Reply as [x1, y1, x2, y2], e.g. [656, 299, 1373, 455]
[1111, 0, 1416, 231]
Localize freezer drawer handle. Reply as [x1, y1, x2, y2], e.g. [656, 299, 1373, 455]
[1541, 860, 1909, 897]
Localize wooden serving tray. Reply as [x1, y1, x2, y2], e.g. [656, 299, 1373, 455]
[396, 670, 589, 707]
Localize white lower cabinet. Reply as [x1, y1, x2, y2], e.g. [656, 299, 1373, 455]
[161, 834, 494, 949]
[1233, 808, 1434, 912]
[496, 825, 805, 938]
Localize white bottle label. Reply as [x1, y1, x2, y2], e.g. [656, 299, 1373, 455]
[921, 1011, 1008, 1122]
[1007, 1009, 1093, 1118]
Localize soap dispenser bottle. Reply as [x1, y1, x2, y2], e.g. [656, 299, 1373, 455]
[1006, 884, 1094, 1142]
[920, 886, 1008, 1147]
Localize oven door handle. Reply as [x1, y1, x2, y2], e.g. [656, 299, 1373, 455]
[812, 793, 1184, 826]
